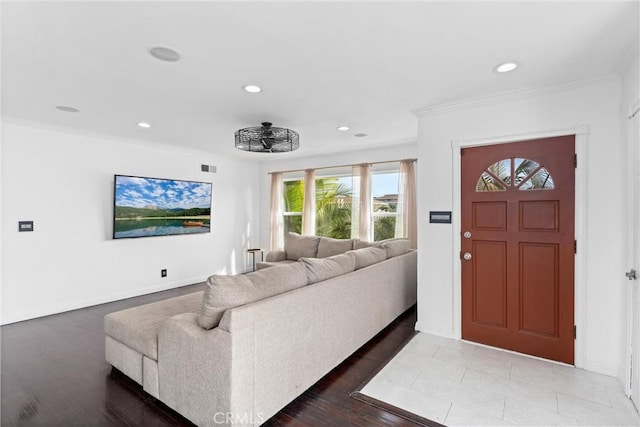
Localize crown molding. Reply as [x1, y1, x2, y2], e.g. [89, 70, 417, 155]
[412, 74, 621, 118]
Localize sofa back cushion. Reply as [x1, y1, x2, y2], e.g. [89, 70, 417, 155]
[380, 238, 411, 258]
[198, 263, 308, 330]
[353, 239, 374, 250]
[285, 232, 321, 260]
[348, 247, 387, 270]
[317, 236, 354, 258]
[299, 252, 356, 284]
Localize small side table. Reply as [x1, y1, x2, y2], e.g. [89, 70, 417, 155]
[246, 248, 263, 272]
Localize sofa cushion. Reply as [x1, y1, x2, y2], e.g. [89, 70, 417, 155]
[285, 232, 321, 260]
[348, 247, 387, 270]
[198, 262, 308, 330]
[256, 259, 297, 270]
[265, 250, 286, 262]
[353, 239, 374, 249]
[317, 237, 354, 258]
[381, 238, 411, 258]
[299, 252, 356, 284]
[104, 291, 204, 360]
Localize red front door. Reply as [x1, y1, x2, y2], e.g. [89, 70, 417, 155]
[461, 136, 575, 364]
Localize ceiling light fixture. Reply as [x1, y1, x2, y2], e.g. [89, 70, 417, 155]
[235, 122, 299, 153]
[494, 62, 518, 73]
[337, 126, 350, 131]
[137, 122, 151, 128]
[55, 105, 79, 113]
[242, 85, 262, 93]
[149, 46, 181, 62]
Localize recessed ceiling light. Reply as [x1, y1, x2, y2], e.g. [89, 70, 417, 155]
[137, 122, 151, 128]
[337, 126, 350, 131]
[494, 62, 518, 73]
[55, 105, 79, 113]
[149, 46, 181, 62]
[242, 85, 262, 93]
[354, 133, 367, 138]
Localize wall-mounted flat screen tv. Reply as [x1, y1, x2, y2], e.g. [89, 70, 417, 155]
[113, 175, 212, 239]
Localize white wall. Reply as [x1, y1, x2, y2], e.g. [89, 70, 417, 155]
[415, 76, 627, 377]
[257, 142, 418, 248]
[1, 120, 261, 324]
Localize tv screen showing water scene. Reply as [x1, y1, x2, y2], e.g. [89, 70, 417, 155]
[113, 175, 212, 239]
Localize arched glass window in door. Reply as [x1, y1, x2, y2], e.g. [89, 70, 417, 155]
[476, 158, 554, 192]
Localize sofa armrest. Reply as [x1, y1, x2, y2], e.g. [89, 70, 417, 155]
[157, 313, 256, 426]
[265, 250, 286, 262]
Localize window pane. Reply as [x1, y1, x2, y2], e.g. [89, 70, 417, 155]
[520, 167, 555, 190]
[476, 172, 506, 192]
[514, 158, 540, 186]
[315, 175, 353, 239]
[284, 214, 302, 234]
[283, 179, 304, 213]
[372, 170, 399, 241]
[372, 172, 399, 213]
[374, 216, 396, 241]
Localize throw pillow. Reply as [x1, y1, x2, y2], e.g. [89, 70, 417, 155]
[317, 236, 354, 258]
[380, 238, 411, 258]
[299, 252, 356, 284]
[285, 232, 321, 260]
[198, 262, 308, 330]
[348, 247, 387, 269]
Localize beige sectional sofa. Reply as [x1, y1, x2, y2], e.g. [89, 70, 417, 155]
[104, 237, 417, 426]
[256, 232, 389, 270]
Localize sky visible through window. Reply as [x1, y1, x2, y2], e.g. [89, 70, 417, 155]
[335, 172, 399, 197]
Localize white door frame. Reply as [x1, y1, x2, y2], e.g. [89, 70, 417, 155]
[625, 101, 640, 401]
[451, 125, 589, 368]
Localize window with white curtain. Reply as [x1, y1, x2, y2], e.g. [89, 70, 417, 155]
[280, 162, 403, 242]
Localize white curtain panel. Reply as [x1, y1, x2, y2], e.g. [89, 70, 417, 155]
[395, 159, 417, 249]
[350, 166, 361, 239]
[358, 164, 372, 241]
[302, 169, 316, 236]
[269, 172, 284, 250]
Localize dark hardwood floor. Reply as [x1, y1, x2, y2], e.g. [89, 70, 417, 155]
[1, 283, 426, 426]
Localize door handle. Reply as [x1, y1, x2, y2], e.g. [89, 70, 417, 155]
[626, 269, 637, 281]
[463, 252, 472, 261]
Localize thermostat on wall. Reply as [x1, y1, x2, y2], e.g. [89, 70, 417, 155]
[429, 211, 452, 224]
[18, 221, 34, 232]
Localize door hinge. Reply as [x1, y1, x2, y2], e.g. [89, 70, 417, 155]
[574, 154, 577, 168]
[574, 325, 577, 339]
[574, 240, 577, 254]
[461, 148, 465, 156]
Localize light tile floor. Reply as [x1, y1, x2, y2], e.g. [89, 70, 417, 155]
[360, 333, 640, 426]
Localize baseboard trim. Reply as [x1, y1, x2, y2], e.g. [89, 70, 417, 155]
[414, 321, 457, 339]
[1, 276, 206, 325]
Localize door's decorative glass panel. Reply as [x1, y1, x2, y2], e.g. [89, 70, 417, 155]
[476, 172, 506, 192]
[476, 157, 555, 192]
[520, 167, 555, 190]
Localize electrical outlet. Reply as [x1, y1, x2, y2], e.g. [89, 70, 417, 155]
[161, 269, 167, 278]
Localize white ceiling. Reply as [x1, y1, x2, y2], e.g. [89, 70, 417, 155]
[2, 1, 638, 161]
